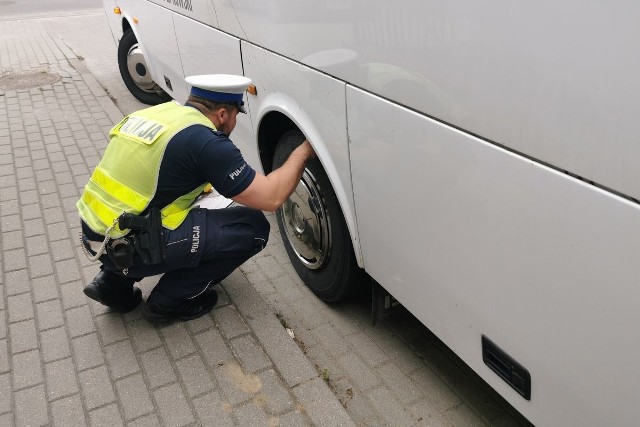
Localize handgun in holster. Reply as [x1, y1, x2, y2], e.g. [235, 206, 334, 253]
[114, 208, 166, 267]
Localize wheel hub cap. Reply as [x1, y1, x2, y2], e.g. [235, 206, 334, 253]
[281, 169, 330, 269]
[126, 44, 158, 92]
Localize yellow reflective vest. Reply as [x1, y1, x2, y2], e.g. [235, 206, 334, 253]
[77, 102, 215, 238]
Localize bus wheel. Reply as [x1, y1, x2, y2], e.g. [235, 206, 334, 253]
[273, 130, 367, 302]
[117, 29, 172, 105]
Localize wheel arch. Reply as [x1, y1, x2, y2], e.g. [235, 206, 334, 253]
[254, 98, 364, 268]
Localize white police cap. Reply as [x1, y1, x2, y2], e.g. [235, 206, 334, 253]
[185, 74, 252, 113]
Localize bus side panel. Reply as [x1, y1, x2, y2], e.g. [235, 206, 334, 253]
[146, 0, 217, 28]
[173, 15, 243, 104]
[241, 43, 359, 252]
[125, 0, 184, 100]
[347, 86, 640, 427]
[208, 0, 640, 202]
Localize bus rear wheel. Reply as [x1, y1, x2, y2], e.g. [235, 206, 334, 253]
[273, 130, 367, 302]
[117, 29, 172, 105]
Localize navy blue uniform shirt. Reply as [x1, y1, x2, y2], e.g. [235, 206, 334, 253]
[82, 109, 255, 239]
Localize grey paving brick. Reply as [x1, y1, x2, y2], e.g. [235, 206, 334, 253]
[51, 394, 87, 427]
[234, 401, 271, 426]
[55, 258, 81, 283]
[140, 347, 177, 389]
[450, 375, 507, 422]
[2, 230, 24, 251]
[60, 281, 86, 309]
[345, 331, 390, 367]
[8, 293, 34, 323]
[257, 369, 295, 415]
[1, 199, 20, 218]
[0, 373, 11, 414]
[50, 239, 75, 261]
[192, 390, 234, 427]
[66, 304, 94, 337]
[53, 168, 72, 183]
[61, 196, 79, 214]
[128, 413, 161, 427]
[78, 365, 116, 409]
[9, 319, 38, 354]
[154, 383, 195, 427]
[290, 297, 327, 330]
[376, 361, 425, 404]
[94, 314, 128, 345]
[72, 333, 105, 371]
[194, 328, 234, 368]
[104, 340, 139, 380]
[4, 248, 27, 272]
[14, 385, 49, 427]
[17, 179, 36, 193]
[36, 298, 65, 330]
[25, 234, 49, 257]
[279, 409, 313, 426]
[41, 325, 71, 363]
[215, 285, 231, 307]
[336, 352, 380, 392]
[227, 276, 316, 387]
[29, 253, 55, 278]
[43, 206, 64, 224]
[185, 313, 215, 335]
[230, 334, 272, 374]
[293, 378, 355, 427]
[213, 305, 249, 339]
[31, 275, 59, 303]
[23, 218, 45, 238]
[444, 402, 486, 427]
[32, 158, 50, 171]
[214, 363, 256, 406]
[408, 397, 453, 426]
[255, 255, 287, 281]
[45, 357, 80, 400]
[12, 349, 44, 390]
[311, 323, 351, 358]
[0, 315, 5, 340]
[89, 403, 124, 427]
[366, 386, 414, 426]
[271, 274, 307, 304]
[115, 373, 154, 420]
[0, 188, 18, 204]
[410, 367, 462, 412]
[127, 319, 162, 353]
[375, 333, 424, 375]
[18, 189, 38, 205]
[332, 376, 380, 425]
[176, 353, 216, 398]
[160, 322, 196, 360]
[5, 270, 30, 296]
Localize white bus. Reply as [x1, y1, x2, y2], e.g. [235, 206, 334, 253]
[101, 1, 640, 425]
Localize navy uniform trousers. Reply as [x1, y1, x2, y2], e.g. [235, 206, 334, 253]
[84, 206, 270, 307]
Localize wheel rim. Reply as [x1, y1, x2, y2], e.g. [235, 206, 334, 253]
[126, 43, 160, 93]
[281, 169, 331, 269]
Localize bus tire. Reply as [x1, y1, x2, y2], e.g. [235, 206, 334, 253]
[273, 130, 367, 302]
[117, 29, 172, 105]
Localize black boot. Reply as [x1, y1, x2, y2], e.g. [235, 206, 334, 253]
[83, 271, 142, 313]
[142, 288, 218, 322]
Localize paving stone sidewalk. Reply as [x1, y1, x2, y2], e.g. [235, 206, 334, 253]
[0, 18, 353, 426]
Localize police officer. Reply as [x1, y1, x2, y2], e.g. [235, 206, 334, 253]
[77, 74, 316, 322]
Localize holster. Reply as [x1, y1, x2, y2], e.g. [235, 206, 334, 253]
[108, 208, 166, 267]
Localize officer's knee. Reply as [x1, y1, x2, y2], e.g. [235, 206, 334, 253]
[250, 209, 270, 243]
